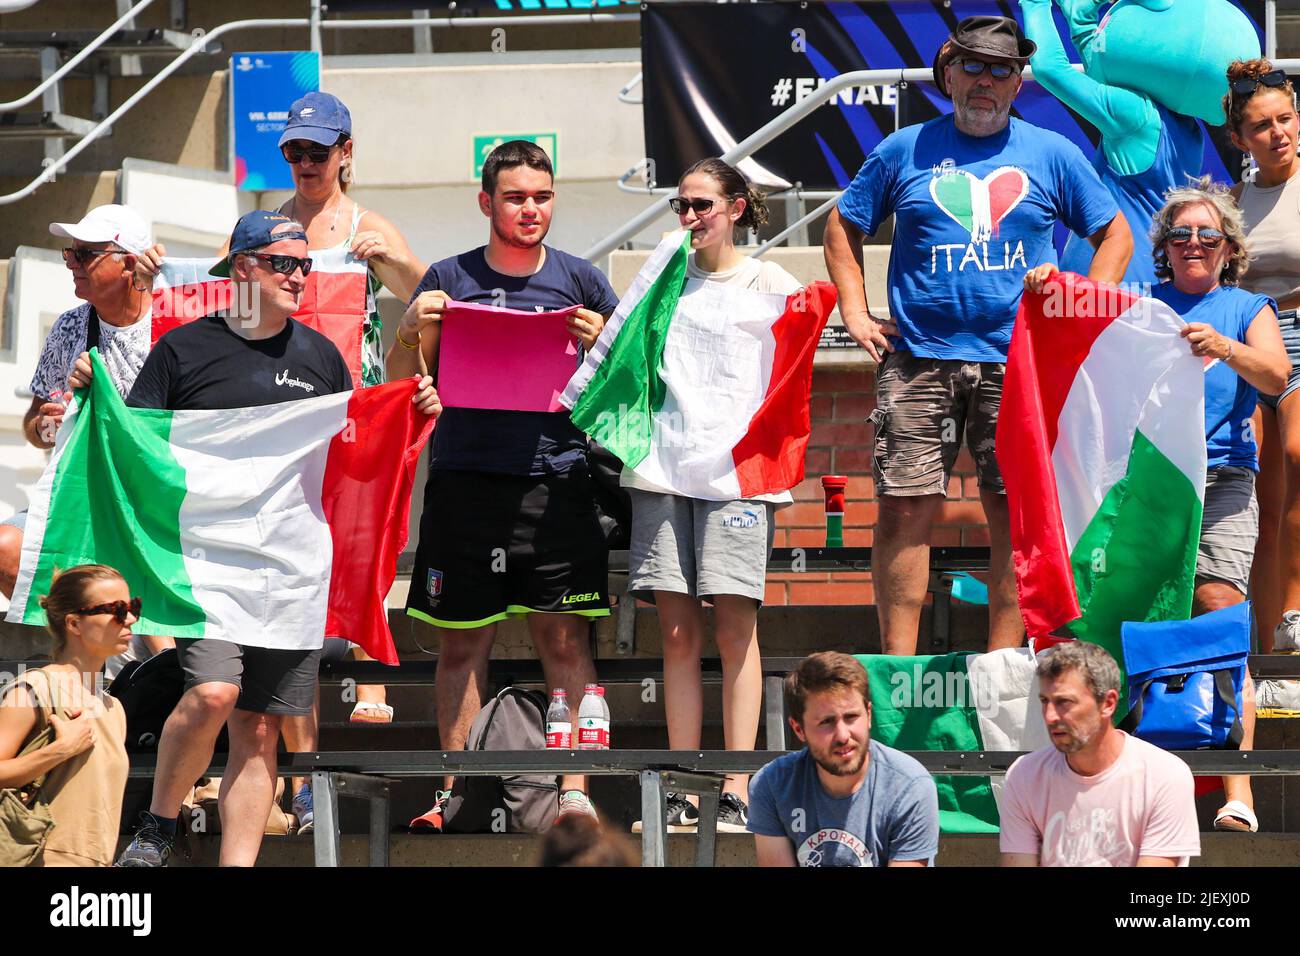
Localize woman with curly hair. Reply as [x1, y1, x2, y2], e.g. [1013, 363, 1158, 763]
[1149, 177, 1289, 832]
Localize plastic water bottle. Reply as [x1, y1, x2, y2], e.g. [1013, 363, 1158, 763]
[545, 689, 572, 749]
[578, 683, 610, 750]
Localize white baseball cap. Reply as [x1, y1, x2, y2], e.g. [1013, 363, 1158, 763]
[49, 204, 151, 256]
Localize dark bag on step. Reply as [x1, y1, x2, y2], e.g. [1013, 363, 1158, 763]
[109, 649, 228, 753]
[441, 686, 558, 834]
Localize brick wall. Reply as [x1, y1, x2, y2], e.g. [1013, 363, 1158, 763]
[766, 365, 992, 606]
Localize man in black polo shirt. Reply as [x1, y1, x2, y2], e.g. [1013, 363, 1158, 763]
[387, 141, 617, 827]
[116, 210, 440, 866]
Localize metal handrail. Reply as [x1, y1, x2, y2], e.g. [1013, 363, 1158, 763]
[320, 12, 637, 31]
[617, 69, 642, 104]
[0, 0, 159, 112]
[0, 17, 309, 207]
[750, 193, 841, 258]
[583, 59, 1300, 261]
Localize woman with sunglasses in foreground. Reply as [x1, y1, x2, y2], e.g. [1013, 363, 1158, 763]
[630, 158, 802, 836]
[0, 565, 134, 866]
[1225, 61, 1300, 655]
[1149, 178, 1289, 833]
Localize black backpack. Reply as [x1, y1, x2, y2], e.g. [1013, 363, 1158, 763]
[108, 649, 228, 753]
[441, 686, 558, 834]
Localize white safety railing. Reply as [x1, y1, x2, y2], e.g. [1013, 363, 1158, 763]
[0, 0, 159, 111]
[0, 7, 640, 207]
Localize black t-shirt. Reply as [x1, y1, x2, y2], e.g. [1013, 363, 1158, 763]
[126, 314, 351, 410]
[413, 245, 620, 477]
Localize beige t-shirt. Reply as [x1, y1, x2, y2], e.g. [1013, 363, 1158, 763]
[1238, 173, 1300, 304]
[621, 254, 805, 506]
[4, 667, 128, 867]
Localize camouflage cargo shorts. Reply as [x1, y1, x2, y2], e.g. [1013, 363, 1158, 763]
[869, 351, 1005, 497]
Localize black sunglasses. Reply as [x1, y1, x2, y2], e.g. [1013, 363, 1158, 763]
[1166, 225, 1226, 248]
[62, 246, 120, 266]
[669, 196, 726, 215]
[281, 142, 335, 165]
[1231, 69, 1288, 98]
[76, 597, 142, 624]
[956, 58, 1018, 80]
[240, 253, 313, 277]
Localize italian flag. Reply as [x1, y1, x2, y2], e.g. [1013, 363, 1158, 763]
[997, 274, 1206, 673]
[862, 649, 1049, 833]
[561, 231, 837, 499]
[6, 351, 433, 665]
[152, 247, 369, 386]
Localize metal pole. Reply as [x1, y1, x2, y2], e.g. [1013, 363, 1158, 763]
[368, 785, 391, 867]
[0, 0, 158, 111]
[310, 0, 323, 55]
[312, 770, 341, 867]
[639, 770, 666, 867]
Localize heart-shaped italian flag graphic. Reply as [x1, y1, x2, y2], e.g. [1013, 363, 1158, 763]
[929, 166, 1029, 241]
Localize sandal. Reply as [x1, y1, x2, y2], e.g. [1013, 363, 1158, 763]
[349, 700, 394, 724]
[1213, 800, 1258, 832]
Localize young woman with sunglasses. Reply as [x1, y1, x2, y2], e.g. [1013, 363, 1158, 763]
[0, 565, 134, 865]
[1224, 60, 1300, 654]
[1149, 179, 1289, 833]
[630, 158, 802, 835]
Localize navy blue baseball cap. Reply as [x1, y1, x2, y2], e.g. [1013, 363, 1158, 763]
[277, 91, 352, 148]
[210, 210, 308, 277]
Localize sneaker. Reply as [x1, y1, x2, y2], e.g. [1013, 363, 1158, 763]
[409, 790, 451, 832]
[292, 784, 314, 835]
[1274, 611, 1300, 653]
[557, 789, 599, 822]
[717, 792, 749, 833]
[1256, 678, 1300, 714]
[631, 791, 699, 833]
[115, 811, 176, 867]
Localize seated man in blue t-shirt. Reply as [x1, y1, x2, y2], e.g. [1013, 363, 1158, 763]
[386, 141, 620, 828]
[822, 15, 1132, 656]
[748, 652, 940, 867]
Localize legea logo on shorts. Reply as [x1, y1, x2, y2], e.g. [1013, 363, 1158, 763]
[720, 510, 759, 529]
[561, 591, 600, 605]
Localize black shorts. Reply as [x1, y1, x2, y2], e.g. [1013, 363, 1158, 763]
[175, 638, 321, 716]
[406, 467, 610, 629]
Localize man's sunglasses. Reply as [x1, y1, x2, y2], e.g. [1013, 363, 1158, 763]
[239, 253, 314, 276]
[669, 196, 725, 215]
[1166, 225, 1226, 248]
[1231, 69, 1289, 98]
[281, 142, 335, 165]
[62, 246, 120, 266]
[956, 59, 1019, 80]
[76, 597, 142, 624]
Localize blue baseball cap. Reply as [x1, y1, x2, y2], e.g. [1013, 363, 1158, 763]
[210, 210, 308, 277]
[277, 91, 352, 148]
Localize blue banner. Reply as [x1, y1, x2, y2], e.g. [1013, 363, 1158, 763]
[230, 51, 320, 192]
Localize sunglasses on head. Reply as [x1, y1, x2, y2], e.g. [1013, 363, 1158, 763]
[956, 58, 1019, 80]
[1166, 225, 1226, 248]
[1231, 69, 1289, 98]
[62, 246, 119, 266]
[239, 252, 313, 276]
[669, 196, 726, 215]
[76, 597, 141, 624]
[281, 142, 335, 165]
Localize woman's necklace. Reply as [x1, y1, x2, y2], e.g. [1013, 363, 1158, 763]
[291, 194, 345, 233]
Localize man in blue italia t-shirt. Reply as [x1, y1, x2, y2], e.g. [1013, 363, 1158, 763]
[823, 15, 1132, 657]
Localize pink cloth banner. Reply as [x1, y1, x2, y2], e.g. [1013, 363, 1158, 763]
[437, 300, 581, 413]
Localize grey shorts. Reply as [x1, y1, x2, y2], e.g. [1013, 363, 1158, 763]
[1196, 466, 1259, 595]
[175, 638, 322, 716]
[1258, 310, 1299, 411]
[871, 351, 1005, 497]
[628, 490, 775, 603]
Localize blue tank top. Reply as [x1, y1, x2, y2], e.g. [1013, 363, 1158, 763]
[1060, 103, 1204, 286]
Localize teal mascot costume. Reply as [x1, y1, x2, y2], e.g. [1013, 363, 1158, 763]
[1018, 0, 1261, 283]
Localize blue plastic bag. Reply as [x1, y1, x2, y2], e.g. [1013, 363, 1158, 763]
[1119, 603, 1250, 750]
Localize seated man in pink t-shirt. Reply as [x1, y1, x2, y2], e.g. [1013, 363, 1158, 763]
[1000, 642, 1201, 867]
